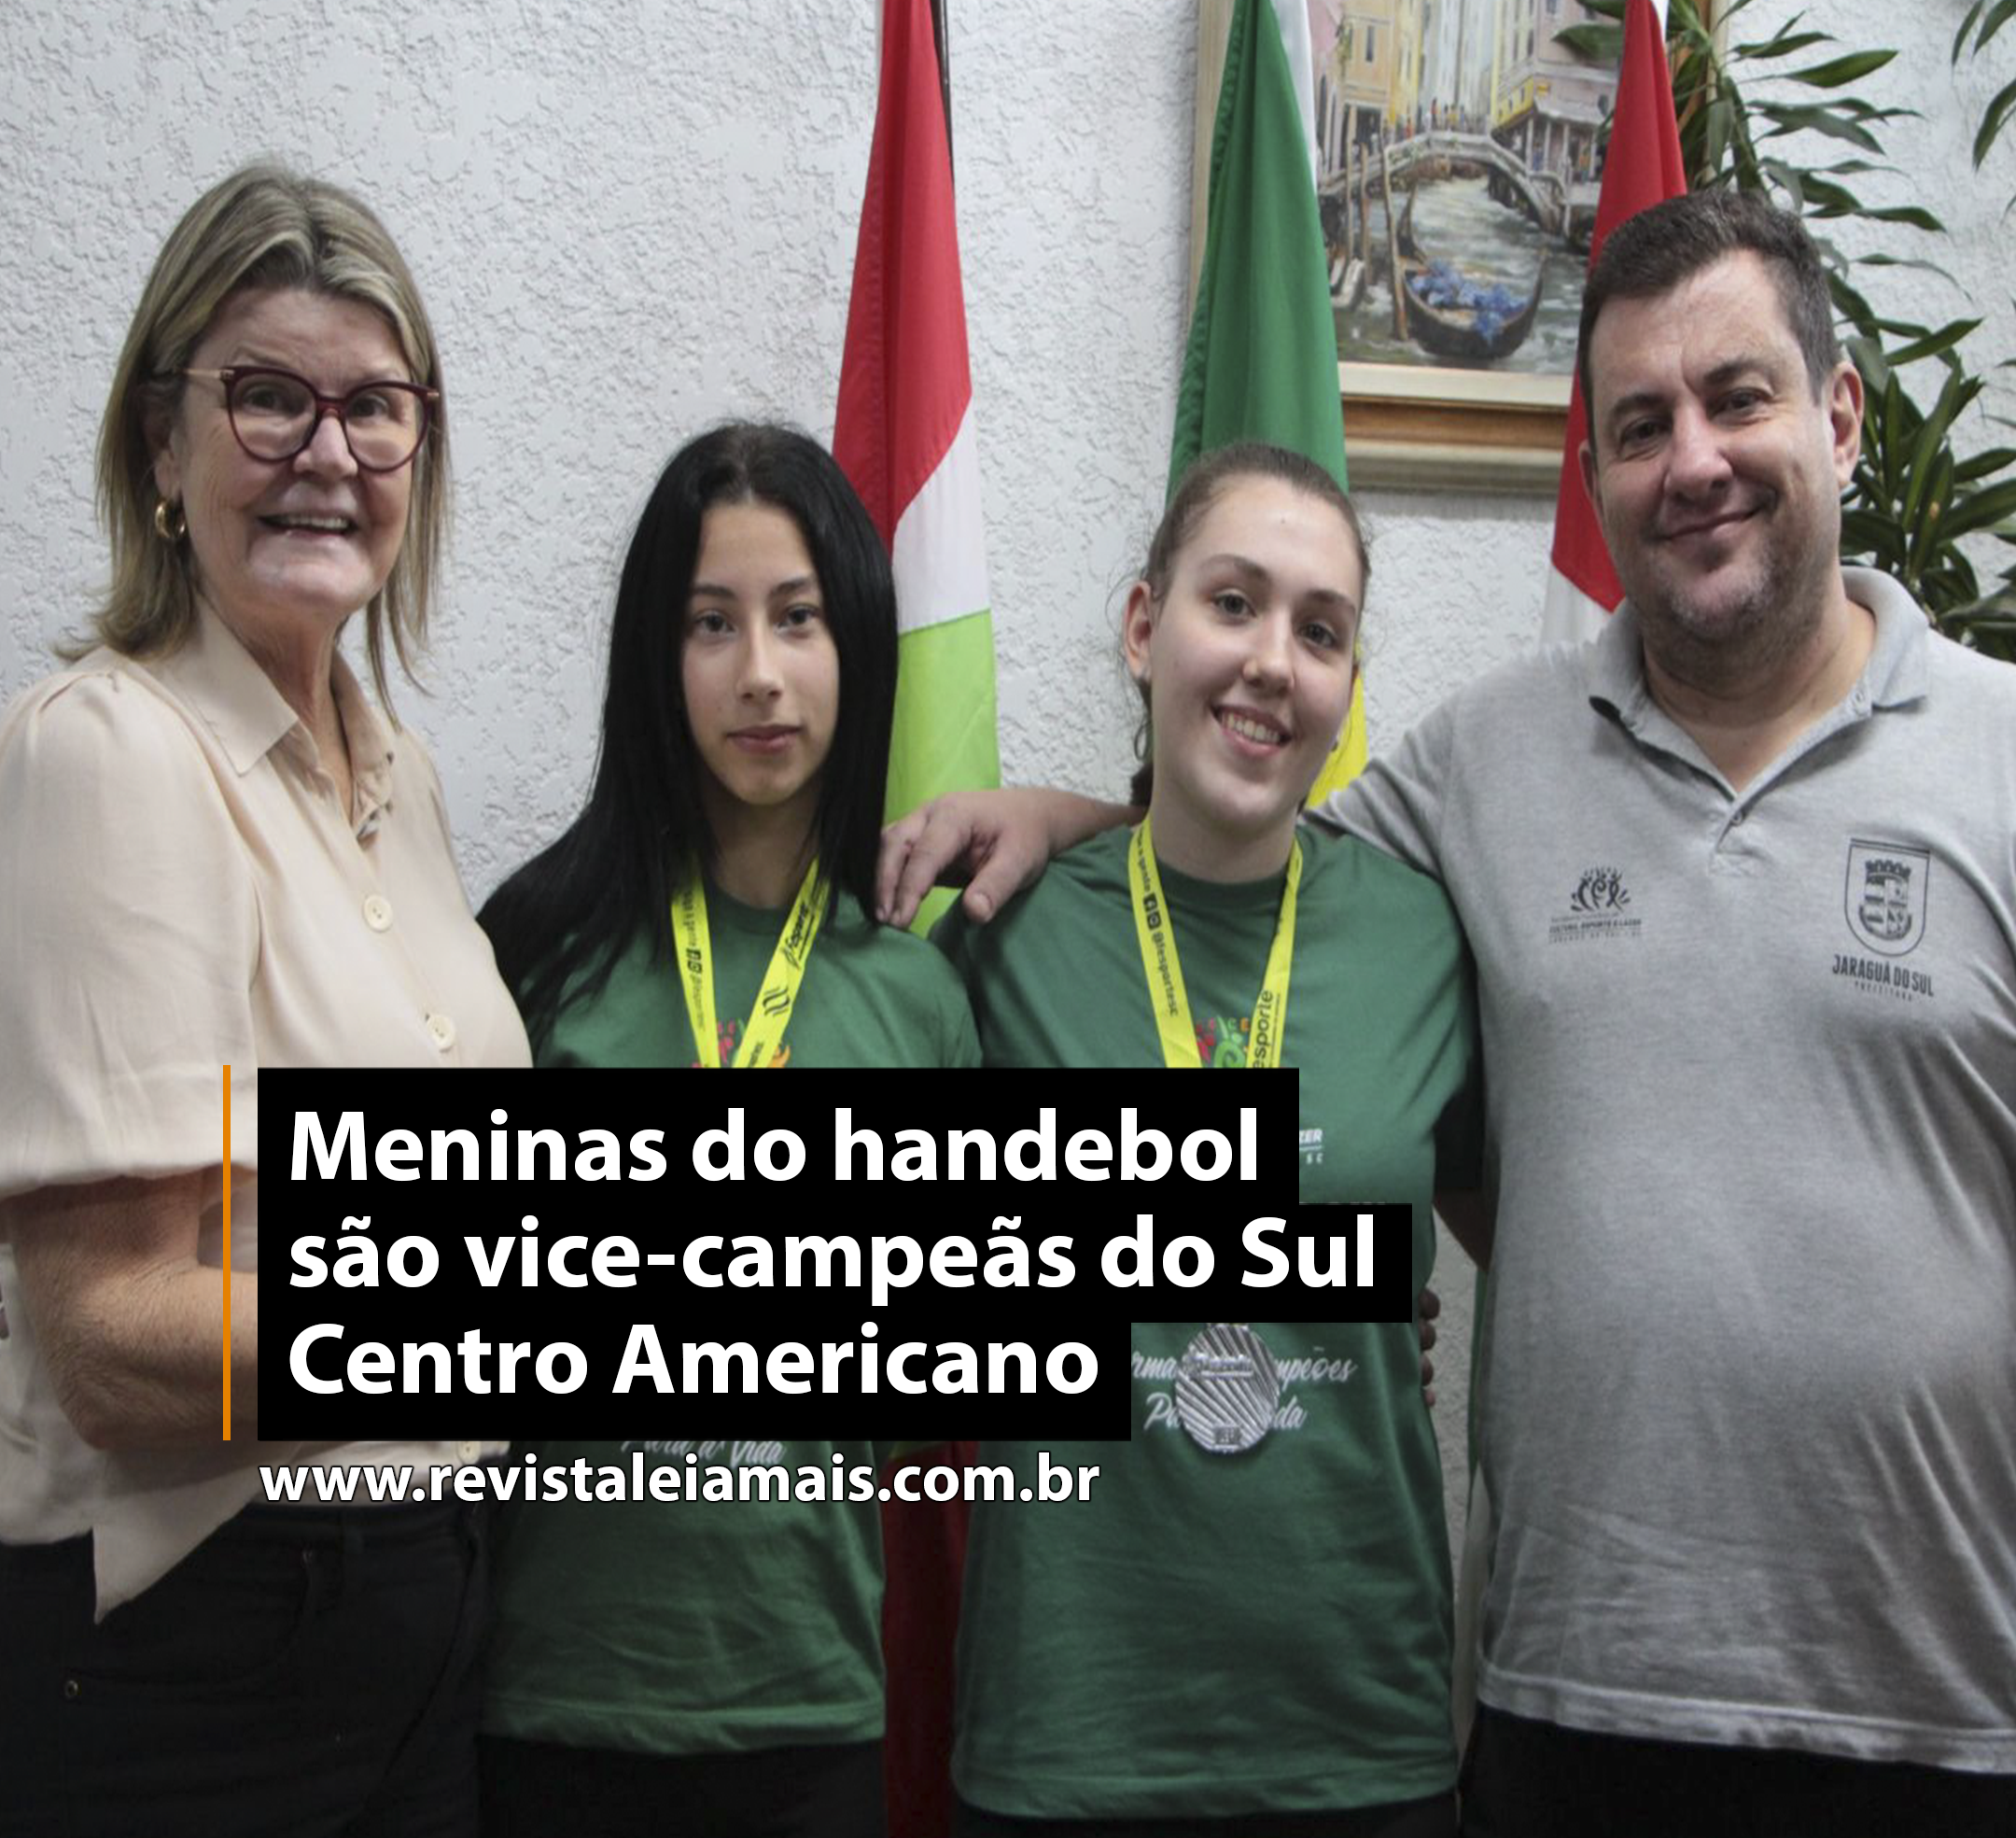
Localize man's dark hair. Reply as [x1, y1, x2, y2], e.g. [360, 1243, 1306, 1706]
[1577, 191, 1841, 412]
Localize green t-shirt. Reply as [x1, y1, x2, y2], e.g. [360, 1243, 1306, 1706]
[481, 1438, 889, 1755]
[483, 879, 976, 1756]
[934, 826, 1480, 1816]
[541, 879, 980, 1070]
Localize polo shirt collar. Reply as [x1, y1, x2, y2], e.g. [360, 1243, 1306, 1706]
[152, 596, 398, 812]
[1583, 563, 1932, 726]
[1585, 597, 1652, 723]
[1842, 566, 1931, 709]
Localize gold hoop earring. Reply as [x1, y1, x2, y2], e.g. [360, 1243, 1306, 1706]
[153, 499, 187, 542]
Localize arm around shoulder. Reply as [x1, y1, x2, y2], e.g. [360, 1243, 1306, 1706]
[878, 787, 1134, 931]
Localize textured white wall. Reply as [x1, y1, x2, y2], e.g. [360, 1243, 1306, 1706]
[3, 0, 2010, 1553]
[0, 0, 1200, 896]
[7, 1, 2009, 861]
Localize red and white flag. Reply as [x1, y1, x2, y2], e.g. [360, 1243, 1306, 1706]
[1539, 0, 1687, 644]
[834, 0, 999, 844]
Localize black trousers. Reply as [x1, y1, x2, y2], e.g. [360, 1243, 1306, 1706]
[0, 1499, 488, 1838]
[1459, 1702, 2016, 1838]
[953, 1790, 1458, 1838]
[477, 1733, 886, 1838]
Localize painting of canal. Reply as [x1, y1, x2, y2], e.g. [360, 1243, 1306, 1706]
[1311, 1, 1622, 372]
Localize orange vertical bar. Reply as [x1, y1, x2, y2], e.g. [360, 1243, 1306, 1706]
[222, 1063, 232, 1441]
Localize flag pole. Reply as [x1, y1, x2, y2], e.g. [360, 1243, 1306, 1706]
[931, 0, 952, 177]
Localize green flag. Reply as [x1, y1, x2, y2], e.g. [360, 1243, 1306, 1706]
[1171, 0, 1350, 496]
[1172, 0, 1364, 796]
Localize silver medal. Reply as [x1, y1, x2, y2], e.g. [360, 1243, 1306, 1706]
[1175, 1323, 1280, 1453]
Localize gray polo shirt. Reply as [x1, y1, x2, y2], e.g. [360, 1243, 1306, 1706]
[1324, 568, 2016, 1770]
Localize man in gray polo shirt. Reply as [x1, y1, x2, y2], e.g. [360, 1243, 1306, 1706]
[879, 190, 2016, 1832]
[1339, 192, 2016, 1834]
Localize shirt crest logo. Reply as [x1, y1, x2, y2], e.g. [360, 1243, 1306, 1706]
[1843, 839, 1929, 957]
[1548, 864, 1642, 944]
[1569, 866, 1631, 914]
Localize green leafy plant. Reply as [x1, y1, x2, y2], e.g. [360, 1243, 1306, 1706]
[1570, 0, 2016, 657]
[1954, 1, 2016, 177]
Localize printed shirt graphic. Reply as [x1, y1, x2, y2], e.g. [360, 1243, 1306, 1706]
[1548, 862, 1644, 945]
[957, 1323, 1458, 1817]
[935, 828, 1480, 1816]
[1843, 838, 1930, 957]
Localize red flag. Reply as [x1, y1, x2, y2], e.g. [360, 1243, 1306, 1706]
[1541, 0, 1687, 641]
[833, 0, 968, 549]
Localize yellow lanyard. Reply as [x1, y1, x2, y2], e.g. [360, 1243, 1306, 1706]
[1127, 818, 1300, 1070]
[669, 859, 826, 1068]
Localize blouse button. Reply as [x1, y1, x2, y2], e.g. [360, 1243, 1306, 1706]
[425, 1013, 457, 1051]
[363, 894, 394, 932]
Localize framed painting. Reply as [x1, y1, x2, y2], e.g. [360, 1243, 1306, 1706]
[1193, 0, 1672, 491]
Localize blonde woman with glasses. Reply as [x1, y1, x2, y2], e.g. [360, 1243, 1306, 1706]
[0, 165, 526, 1837]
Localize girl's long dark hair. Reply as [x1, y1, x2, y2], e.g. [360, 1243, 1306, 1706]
[480, 423, 898, 1053]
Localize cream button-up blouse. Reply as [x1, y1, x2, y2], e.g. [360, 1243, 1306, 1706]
[0, 599, 530, 1615]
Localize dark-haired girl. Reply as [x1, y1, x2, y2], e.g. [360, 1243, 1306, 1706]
[480, 421, 974, 1073]
[475, 423, 975, 1838]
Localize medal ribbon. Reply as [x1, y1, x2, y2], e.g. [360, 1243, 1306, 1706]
[1127, 817, 1300, 1070]
[670, 858, 826, 1068]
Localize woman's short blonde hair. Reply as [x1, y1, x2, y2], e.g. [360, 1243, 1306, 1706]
[83, 163, 448, 706]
